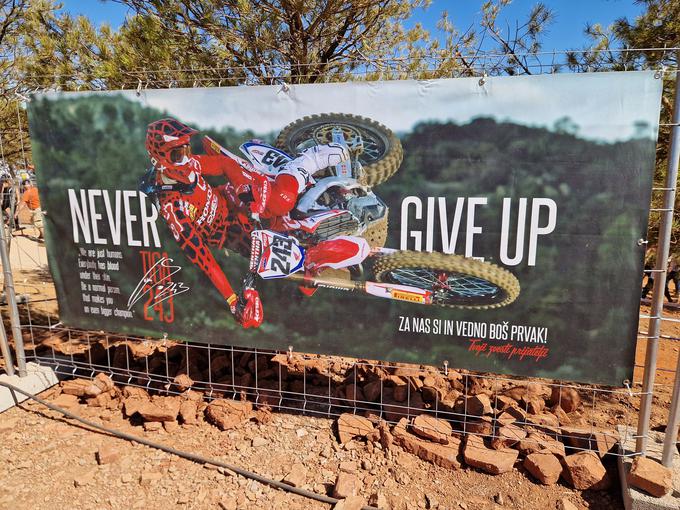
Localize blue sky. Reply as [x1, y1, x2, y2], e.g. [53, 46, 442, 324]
[59, 0, 644, 52]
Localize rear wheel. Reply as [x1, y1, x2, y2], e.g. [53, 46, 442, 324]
[372, 251, 520, 309]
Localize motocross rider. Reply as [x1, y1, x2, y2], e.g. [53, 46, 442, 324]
[144, 118, 354, 328]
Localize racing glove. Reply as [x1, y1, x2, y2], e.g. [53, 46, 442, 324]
[228, 288, 263, 328]
[248, 172, 272, 219]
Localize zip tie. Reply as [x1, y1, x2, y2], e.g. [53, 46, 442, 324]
[287, 345, 294, 362]
[623, 380, 633, 397]
[277, 80, 290, 94]
[136, 79, 143, 96]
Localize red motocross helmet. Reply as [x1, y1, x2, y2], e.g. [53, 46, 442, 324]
[146, 118, 198, 182]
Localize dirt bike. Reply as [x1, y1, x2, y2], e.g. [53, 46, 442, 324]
[208, 113, 520, 310]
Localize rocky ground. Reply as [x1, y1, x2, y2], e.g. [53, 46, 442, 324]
[0, 371, 641, 510]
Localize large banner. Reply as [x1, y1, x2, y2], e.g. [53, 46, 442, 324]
[28, 72, 662, 385]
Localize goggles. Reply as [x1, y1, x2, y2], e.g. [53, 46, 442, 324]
[169, 144, 192, 164]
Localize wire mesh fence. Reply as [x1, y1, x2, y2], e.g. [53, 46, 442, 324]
[5, 294, 644, 458]
[1, 49, 679, 462]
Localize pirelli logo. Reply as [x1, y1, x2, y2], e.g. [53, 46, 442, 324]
[391, 289, 426, 303]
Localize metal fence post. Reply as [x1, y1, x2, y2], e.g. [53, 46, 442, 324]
[0, 308, 15, 376]
[0, 215, 26, 377]
[637, 54, 680, 455]
[660, 56, 680, 466]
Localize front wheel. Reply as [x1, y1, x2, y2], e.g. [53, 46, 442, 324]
[372, 251, 520, 309]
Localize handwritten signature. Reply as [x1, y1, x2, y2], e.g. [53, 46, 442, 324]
[127, 257, 190, 311]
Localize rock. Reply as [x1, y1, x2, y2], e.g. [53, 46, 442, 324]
[494, 395, 516, 411]
[422, 384, 446, 404]
[204, 399, 253, 431]
[179, 400, 199, 425]
[181, 389, 203, 401]
[563, 451, 609, 490]
[173, 373, 194, 392]
[123, 398, 145, 418]
[465, 417, 494, 436]
[73, 469, 96, 487]
[517, 432, 566, 459]
[527, 413, 560, 428]
[557, 498, 579, 510]
[140, 471, 162, 486]
[333, 472, 360, 499]
[122, 386, 149, 399]
[561, 428, 617, 458]
[86, 391, 114, 408]
[550, 404, 571, 425]
[463, 434, 518, 475]
[550, 387, 580, 413]
[466, 394, 492, 416]
[627, 456, 672, 497]
[523, 451, 562, 485]
[526, 382, 551, 398]
[163, 420, 179, 433]
[370, 492, 390, 509]
[426, 492, 441, 509]
[392, 381, 409, 402]
[93, 373, 115, 393]
[334, 496, 366, 510]
[522, 396, 545, 415]
[411, 414, 452, 444]
[503, 385, 529, 401]
[143, 421, 163, 431]
[345, 384, 365, 402]
[362, 380, 382, 402]
[137, 397, 180, 422]
[62, 378, 102, 398]
[502, 406, 528, 422]
[337, 413, 374, 443]
[283, 463, 307, 487]
[52, 393, 80, 409]
[382, 393, 425, 422]
[490, 424, 527, 449]
[392, 418, 461, 470]
[219, 497, 237, 510]
[339, 461, 358, 473]
[96, 445, 120, 465]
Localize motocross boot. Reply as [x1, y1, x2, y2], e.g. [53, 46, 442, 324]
[299, 236, 370, 297]
[278, 143, 351, 193]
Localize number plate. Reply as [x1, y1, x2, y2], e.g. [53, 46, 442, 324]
[252, 230, 305, 279]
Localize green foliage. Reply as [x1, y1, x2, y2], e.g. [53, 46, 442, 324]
[566, 0, 679, 248]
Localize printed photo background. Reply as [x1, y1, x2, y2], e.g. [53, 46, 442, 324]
[27, 72, 662, 385]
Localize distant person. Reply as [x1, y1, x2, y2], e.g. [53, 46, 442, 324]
[641, 247, 675, 302]
[15, 179, 43, 240]
[0, 171, 17, 227]
[667, 254, 679, 301]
